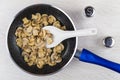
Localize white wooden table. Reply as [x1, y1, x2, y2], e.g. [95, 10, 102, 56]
[1, 0, 120, 80]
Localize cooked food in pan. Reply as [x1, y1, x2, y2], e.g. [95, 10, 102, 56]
[15, 13, 66, 69]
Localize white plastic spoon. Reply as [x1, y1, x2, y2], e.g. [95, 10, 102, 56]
[43, 26, 97, 48]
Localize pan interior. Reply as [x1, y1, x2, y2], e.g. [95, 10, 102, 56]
[7, 4, 76, 74]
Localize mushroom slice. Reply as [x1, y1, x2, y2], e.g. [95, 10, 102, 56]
[38, 48, 46, 58]
[48, 15, 56, 24]
[36, 59, 45, 69]
[33, 28, 39, 36]
[22, 17, 30, 25]
[26, 26, 33, 33]
[46, 37, 53, 45]
[22, 38, 29, 47]
[53, 21, 61, 29]
[55, 57, 62, 63]
[15, 27, 23, 37]
[27, 60, 34, 66]
[16, 38, 22, 47]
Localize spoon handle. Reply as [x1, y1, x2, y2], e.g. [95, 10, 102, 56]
[75, 49, 120, 73]
[62, 28, 97, 39]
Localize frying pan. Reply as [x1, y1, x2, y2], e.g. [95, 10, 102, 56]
[7, 4, 120, 75]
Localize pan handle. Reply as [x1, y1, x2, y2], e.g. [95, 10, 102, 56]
[75, 49, 120, 73]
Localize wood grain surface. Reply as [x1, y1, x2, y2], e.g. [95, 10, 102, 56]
[1, 0, 120, 80]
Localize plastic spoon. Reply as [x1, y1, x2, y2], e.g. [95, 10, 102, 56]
[43, 26, 97, 48]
